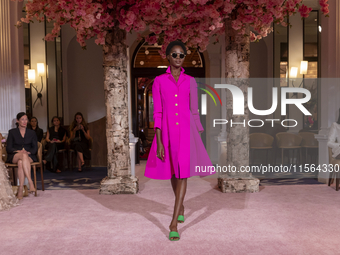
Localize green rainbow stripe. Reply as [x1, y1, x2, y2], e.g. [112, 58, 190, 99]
[197, 82, 222, 106]
[198, 87, 217, 106]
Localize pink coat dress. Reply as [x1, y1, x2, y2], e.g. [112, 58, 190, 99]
[144, 66, 214, 180]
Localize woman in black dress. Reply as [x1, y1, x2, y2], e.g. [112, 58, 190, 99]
[69, 112, 92, 172]
[44, 116, 66, 173]
[29, 117, 44, 142]
[6, 112, 38, 199]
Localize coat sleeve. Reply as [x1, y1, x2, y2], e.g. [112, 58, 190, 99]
[190, 77, 204, 132]
[6, 130, 16, 154]
[152, 76, 162, 131]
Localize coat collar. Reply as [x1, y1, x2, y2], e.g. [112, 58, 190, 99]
[166, 66, 185, 74]
[166, 66, 186, 87]
[16, 127, 27, 139]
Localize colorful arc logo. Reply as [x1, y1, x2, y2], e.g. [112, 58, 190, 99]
[197, 82, 222, 106]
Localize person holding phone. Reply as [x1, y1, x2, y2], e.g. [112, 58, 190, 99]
[44, 116, 66, 173]
[69, 112, 92, 172]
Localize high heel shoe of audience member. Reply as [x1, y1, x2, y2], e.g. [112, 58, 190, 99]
[28, 184, 36, 194]
[17, 186, 24, 200]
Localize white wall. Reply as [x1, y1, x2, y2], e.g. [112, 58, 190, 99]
[62, 25, 105, 125]
[0, 0, 25, 135]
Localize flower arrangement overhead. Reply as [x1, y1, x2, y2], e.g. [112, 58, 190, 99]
[15, 0, 329, 57]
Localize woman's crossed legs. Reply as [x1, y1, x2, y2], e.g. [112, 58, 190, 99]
[12, 152, 35, 198]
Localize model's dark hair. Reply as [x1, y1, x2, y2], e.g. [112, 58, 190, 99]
[165, 40, 187, 57]
[30, 116, 40, 129]
[70, 112, 88, 132]
[337, 108, 340, 124]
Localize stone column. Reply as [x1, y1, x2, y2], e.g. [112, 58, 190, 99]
[99, 25, 138, 194]
[215, 32, 227, 169]
[217, 20, 259, 193]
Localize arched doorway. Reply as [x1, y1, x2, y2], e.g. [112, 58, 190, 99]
[131, 39, 206, 164]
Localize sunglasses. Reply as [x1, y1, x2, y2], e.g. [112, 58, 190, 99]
[171, 52, 186, 59]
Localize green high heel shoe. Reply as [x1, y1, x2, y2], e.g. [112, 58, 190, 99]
[169, 231, 180, 241]
[177, 215, 185, 223]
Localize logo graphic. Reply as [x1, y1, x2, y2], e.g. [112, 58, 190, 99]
[198, 82, 312, 128]
[197, 82, 222, 107]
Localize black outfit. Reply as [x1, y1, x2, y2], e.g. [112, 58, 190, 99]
[6, 128, 38, 163]
[139, 130, 150, 148]
[71, 128, 91, 160]
[46, 126, 66, 151]
[44, 126, 66, 171]
[32, 127, 43, 142]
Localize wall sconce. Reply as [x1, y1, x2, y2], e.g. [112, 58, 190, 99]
[300, 61, 308, 75]
[290, 61, 308, 98]
[31, 63, 45, 107]
[290, 67, 298, 80]
[37, 63, 45, 77]
[28, 69, 36, 84]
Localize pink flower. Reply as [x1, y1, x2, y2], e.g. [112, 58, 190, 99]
[321, 6, 329, 15]
[125, 11, 136, 26]
[12, 0, 329, 56]
[319, 0, 329, 7]
[231, 20, 243, 30]
[95, 37, 105, 45]
[298, 4, 312, 18]
[249, 31, 256, 42]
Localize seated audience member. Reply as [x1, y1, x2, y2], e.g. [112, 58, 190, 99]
[44, 116, 66, 173]
[6, 112, 38, 199]
[328, 112, 340, 159]
[29, 117, 44, 142]
[69, 112, 92, 172]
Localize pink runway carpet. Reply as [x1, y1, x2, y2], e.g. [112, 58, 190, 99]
[1, 163, 340, 254]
